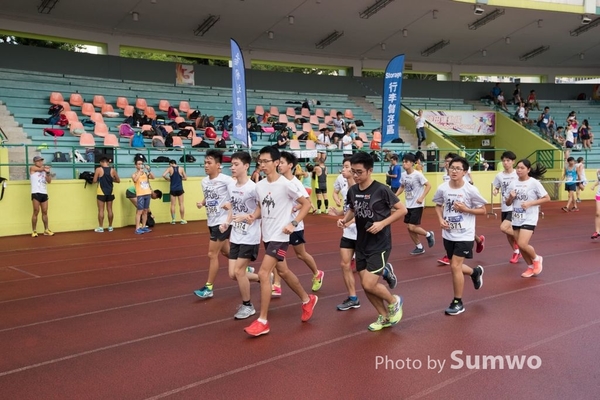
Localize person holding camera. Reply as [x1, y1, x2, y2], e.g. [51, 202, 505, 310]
[30, 156, 54, 237]
[132, 159, 155, 234]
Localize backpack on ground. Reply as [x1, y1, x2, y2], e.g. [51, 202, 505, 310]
[151, 156, 171, 163]
[79, 171, 94, 188]
[146, 211, 155, 227]
[164, 135, 173, 147]
[152, 137, 165, 148]
[56, 114, 68, 127]
[32, 118, 49, 124]
[131, 132, 146, 148]
[167, 106, 179, 120]
[189, 110, 201, 120]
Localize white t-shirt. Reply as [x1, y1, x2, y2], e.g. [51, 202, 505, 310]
[506, 178, 548, 227]
[30, 171, 48, 194]
[333, 174, 347, 195]
[202, 173, 235, 227]
[227, 179, 261, 245]
[415, 116, 426, 128]
[316, 133, 330, 151]
[432, 182, 488, 241]
[575, 162, 587, 184]
[288, 177, 309, 232]
[255, 175, 305, 243]
[492, 170, 518, 212]
[342, 134, 353, 155]
[596, 170, 600, 197]
[400, 170, 428, 209]
[332, 118, 345, 134]
[340, 181, 358, 240]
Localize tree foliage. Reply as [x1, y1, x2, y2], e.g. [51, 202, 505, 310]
[251, 63, 340, 75]
[0, 35, 83, 51]
[120, 49, 229, 67]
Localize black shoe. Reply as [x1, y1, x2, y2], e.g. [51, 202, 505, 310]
[471, 266, 484, 290]
[426, 231, 435, 248]
[336, 297, 361, 311]
[383, 263, 397, 289]
[445, 300, 465, 315]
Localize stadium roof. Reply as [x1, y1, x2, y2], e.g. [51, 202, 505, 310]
[2, 0, 599, 69]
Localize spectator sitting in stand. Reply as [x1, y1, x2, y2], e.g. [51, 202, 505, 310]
[496, 91, 509, 112]
[276, 129, 290, 149]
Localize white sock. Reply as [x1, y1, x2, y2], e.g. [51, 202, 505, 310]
[514, 249, 520, 254]
[258, 318, 267, 324]
[425, 232, 431, 237]
[416, 243, 423, 249]
[533, 256, 540, 262]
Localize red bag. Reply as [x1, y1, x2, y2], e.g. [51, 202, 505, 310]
[43, 128, 65, 137]
[204, 127, 217, 139]
[369, 140, 381, 150]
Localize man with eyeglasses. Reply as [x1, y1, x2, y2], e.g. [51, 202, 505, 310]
[437, 152, 486, 265]
[338, 152, 407, 332]
[432, 156, 486, 316]
[243, 146, 317, 337]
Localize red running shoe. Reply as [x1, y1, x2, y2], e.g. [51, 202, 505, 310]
[591, 232, 600, 239]
[301, 294, 318, 322]
[532, 256, 543, 276]
[476, 235, 485, 253]
[244, 319, 270, 337]
[437, 255, 450, 265]
[509, 252, 522, 264]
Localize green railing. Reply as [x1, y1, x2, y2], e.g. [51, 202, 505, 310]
[401, 104, 466, 150]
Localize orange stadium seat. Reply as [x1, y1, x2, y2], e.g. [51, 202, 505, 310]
[103, 134, 120, 147]
[172, 136, 184, 148]
[64, 111, 79, 124]
[79, 133, 96, 147]
[135, 98, 147, 110]
[81, 103, 95, 117]
[90, 112, 104, 124]
[255, 105, 265, 115]
[94, 123, 109, 137]
[144, 107, 157, 120]
[93, 95, 106, 108]
[179, 101, 190, 113]
[124, 105, 135, 117]
[269, 106, 279, 116]
[49, 92, 64, 105]
[344, 109, 354, 119]
[158, 100, 170, 112]
[69, 93, 84, 107]
[116, 97, 129, 109]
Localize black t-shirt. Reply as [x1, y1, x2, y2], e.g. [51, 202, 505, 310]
[276, 134, 287, 148]
[347, 180, 399, 254]
[215, 139, 227, 148]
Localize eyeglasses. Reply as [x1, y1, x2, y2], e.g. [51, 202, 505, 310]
[351, 169, 366, 176]
[448, 167, 464, 172]
[257, 159, 274, 165]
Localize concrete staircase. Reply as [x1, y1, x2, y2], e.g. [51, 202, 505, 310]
[0, 101, 32, 180]
[349, 96, 418, 150]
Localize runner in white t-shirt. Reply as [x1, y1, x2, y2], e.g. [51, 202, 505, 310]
[278, 151, 324, 293]
[433, 156, 486, 316]
[29, 155, 53, 237]
[194, 150, 235, 299]
[396, 153, 435, 255]
[243, 146, 317, 337]
[492, 151, 521, 264]
[316, 127, 331, 163]
[437, 152, 485, 265]
[220, 151, 261, 319]
[505, 159, 550, 278]
[329, 159, 360, 311]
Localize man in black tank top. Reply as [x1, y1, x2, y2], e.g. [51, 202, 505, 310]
[93, 156, 120, 232]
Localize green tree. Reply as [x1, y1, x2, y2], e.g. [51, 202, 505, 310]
[0, 35, 83, 51]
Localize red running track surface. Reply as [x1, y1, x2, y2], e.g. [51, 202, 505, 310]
[0, 201, 599, 399]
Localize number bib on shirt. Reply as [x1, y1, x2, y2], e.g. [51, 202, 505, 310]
[405, 190, 414, 200]
[206, 200, 219, 216]
[140, 181, 150, 190]
[513, 207, 525, 221]
[446, 215, 465, 233]
[232, 221, 248, 235]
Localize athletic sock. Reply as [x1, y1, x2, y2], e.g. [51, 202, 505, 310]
[533, 256, 540, 262]
[514, 249, 520, 254]
[453, 297, 462, 303]
[258, 318, 267, 324]
[416, 243, 423, 249]
[317, 200, 322, 210]
[206, 283, 213, 290]
[349, 296, 358, 301]
[425, 232, 431, 237]
[324, 199, 329, 209]
[243, 300, 252, 306]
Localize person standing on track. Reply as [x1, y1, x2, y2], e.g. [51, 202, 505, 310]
[591, 169, 600, 239]
[132, 159, 155, 235]
[162, 159, 188, 224]
[30, 155, 53, 237]
[93, 155, 120, 233]
[313, 159, 328, 214]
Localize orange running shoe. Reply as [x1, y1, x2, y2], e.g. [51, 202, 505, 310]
[532, 256, 543, 276]
[509, 252, 522, 264]
[521, 267, 535, 278]
[244, 319, 270, 337]
[301, 294, 318, 322]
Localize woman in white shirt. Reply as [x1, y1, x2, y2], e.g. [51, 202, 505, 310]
[505, 159, 550, 278]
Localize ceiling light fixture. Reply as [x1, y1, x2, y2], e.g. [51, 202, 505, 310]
[132, 12, 139, 21]
[432, 10, 438, 19]
[402, 29, 408, 37]
[381, 43, 386, 51]
[474, 5, 484, 15]
[288, 15, 295, 25]
[580, 53, 585, 60]
[359, 0, 395, 19]
[38, 0, 60, 14]
[570, 17, 600, 36]
[421, 40, 450, 57]
[482, 49, 487, 57]
[519, 45, 549, 61]
[468, 9, 505, 30]
[268, 31, 274, 40]
[315, 30, 344, 49]
[537, 19, 543, 28]
[582, 15, 591, 24]
[194, 14, 221, 36]
[505, 36, 511, 45]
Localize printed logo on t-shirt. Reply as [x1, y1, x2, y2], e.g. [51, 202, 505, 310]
[231, 194, 249, 213]
[262, 192, 275, 215]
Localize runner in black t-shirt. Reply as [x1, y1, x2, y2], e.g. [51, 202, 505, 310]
[338, 152, 407, 331]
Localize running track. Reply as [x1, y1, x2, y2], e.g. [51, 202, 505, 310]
[1, 202, 599, 399]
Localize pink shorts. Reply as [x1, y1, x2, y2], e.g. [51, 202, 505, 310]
[596, 195, 600, 201]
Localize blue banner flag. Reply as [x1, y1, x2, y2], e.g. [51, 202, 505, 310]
[230, 38, 249, 147]
[381, 54, 405, 145]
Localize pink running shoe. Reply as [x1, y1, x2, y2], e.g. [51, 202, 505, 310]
[437, 255, 450, 265]
[532, 256, 543, 276]
[509, 252, 522, 264]
[476, 235, 485, 253]
[521, 267, 535, 278]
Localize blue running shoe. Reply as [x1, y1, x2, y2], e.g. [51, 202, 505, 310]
[194, 286, 213, 298]
[142, 227, 152, 233]
[135, 228, 145, 235]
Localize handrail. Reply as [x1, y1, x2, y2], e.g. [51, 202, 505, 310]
[401, 103, 465, 150]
